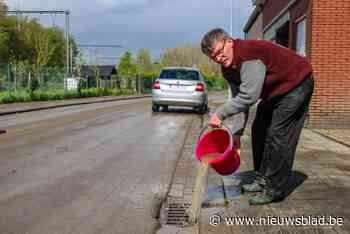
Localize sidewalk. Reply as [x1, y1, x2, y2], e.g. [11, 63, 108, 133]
[0, 94, 151, 116]
[312, 128, 350, 148]
[158, 113, 350, 233]
[200, 125, 350, 233]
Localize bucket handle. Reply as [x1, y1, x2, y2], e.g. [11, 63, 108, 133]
[197, 123, 234, 149]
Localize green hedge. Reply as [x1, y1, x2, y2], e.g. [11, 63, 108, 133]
[0, 88, 136, 104]
[203, 75, 228, 91]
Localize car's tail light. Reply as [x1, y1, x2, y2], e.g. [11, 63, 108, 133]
[195, 83, 204, 92]
[153, 81, 160, 89]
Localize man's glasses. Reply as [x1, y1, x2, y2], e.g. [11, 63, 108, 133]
[210, 40, 226, 61]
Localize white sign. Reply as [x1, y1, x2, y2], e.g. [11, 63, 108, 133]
[67, 77, 78, 90]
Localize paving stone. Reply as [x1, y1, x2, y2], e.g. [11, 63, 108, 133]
[169, 186, 184, 198]
[202, 183, 225, 208]
[174, 178, 186, 184]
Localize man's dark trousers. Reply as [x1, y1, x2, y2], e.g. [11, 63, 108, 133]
[251, 76, 314, 199]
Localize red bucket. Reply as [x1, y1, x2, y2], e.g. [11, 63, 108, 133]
[195, 125, 240, 175]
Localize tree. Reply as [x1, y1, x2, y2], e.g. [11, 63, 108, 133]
[43, 27, 66, 68]
[75, 50, 87, 91]
[74, 50, 85, 78]
[70, 36, 79, 70]
[0, 0, 8, 12]
[152, 61, 162, 76]
[0, 31, 9, 63]
[136, 48, 153, 74]
[0, 1, 9, 62]
[159, 44, 221, 76]
[92, 49, 101, 88]
[34, 30, 55, 68]
[117, 51, 139, 89]
[0, 5, 81, 93]
[0, 11, 75, 69]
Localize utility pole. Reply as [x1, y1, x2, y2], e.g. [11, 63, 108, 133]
[228, 0, 233, 100]
[230, 0, 233, 37]
[65, 10, 70, 93]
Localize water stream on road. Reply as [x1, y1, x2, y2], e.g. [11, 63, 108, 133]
[188, 153, 219, 224]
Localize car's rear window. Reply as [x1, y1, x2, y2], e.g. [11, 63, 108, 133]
[159, 69, 199, 81]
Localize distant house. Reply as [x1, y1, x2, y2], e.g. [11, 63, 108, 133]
[78, 65, 118, 88]
[243, 0, 350, 128]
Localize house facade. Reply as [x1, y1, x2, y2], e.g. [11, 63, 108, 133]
[79, 65, 119, 88]
[243, 5, 263, 40]
[244, 0, 350, 128]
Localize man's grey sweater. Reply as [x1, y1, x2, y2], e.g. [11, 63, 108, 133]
[216, 60, 266, 134]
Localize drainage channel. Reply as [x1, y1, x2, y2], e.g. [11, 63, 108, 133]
[157, 114, 206, 233]
[0, 129, 6, 135]
[164, 203, 191, 227]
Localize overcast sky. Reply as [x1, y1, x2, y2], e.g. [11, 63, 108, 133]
[5, 0, 253, 64]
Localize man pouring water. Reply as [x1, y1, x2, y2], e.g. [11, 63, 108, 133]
[200, 28, 314, 205]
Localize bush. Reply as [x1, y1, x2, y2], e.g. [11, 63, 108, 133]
[77, 79, 86, 95]
[14, 91, 31, 102]
[0, 92, 17, 103]
[0, 87, 139, 104]
[50, 91, 65, 100]
[28, 77, 40, 97]
[203, 75, 228, 91]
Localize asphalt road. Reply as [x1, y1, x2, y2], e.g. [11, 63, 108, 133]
[0, 97, 204, 234]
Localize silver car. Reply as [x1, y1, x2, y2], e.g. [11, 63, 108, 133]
[152, 67, 208, 114]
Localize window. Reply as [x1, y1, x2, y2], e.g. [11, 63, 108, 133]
[159, 69, 199, 80]
[296, 18, 306, 56]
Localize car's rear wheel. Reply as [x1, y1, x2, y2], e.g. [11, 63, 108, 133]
[162, 105, 168, 112]
[198, 103, 208, 114]
[152, 104, 160, 112]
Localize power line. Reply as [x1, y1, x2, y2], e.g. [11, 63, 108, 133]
[0, 10, 69, 14]
[77, 45, 123, 65]
[77, 44, 123, 48]
[99, 56, 121, 59]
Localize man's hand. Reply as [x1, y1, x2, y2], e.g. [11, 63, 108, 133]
[209, 112, 222, 128]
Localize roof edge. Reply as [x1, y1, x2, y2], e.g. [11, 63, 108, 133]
[243, 6, 261, 33]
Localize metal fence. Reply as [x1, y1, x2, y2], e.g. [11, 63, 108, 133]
[0, 63, 156, 94]
[76, 75, 155, 94]
[0, 63, 66, 92]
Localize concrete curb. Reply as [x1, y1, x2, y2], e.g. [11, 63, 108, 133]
[157, 116, 202, 234]
[0, 95, 151, 116]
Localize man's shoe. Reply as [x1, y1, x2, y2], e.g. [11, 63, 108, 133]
[249, 193, 284, 206]
[242, 182, 263, 193]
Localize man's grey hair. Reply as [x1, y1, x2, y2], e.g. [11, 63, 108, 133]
[201, 28, 230, 56]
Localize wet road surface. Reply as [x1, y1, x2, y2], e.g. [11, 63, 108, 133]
[0, 98, 203, 234]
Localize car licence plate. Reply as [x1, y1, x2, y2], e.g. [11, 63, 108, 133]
[169, 84, 182, 89]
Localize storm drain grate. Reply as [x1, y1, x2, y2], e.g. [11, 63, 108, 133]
[165, 203, 191, 227]
[0, 130, 6, 135]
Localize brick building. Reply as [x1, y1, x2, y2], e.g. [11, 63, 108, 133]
[243, 0, 350, 128]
